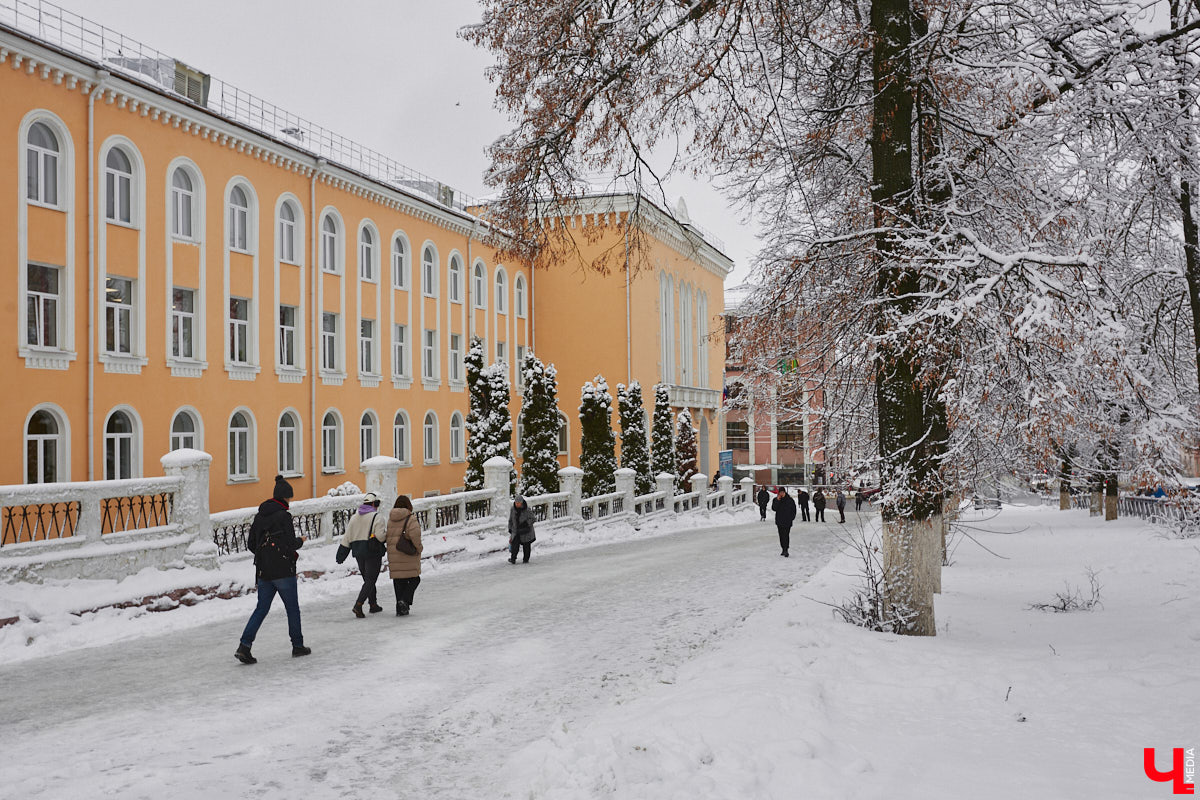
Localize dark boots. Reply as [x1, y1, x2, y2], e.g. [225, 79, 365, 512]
[368, 603, 383, 614]
[396, 600, 410, 616]
[234, 644, 256, 664]
[353, 602, 365, 619]
[292, 645, 312, 657]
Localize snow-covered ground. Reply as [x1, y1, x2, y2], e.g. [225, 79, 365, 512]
[0, 504, 1194, 798]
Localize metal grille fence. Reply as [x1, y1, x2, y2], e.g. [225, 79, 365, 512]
[1, 500, 80, 545]
[100, 492, 172, 534]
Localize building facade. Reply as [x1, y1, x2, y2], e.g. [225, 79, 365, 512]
[1, 7, 729, 511]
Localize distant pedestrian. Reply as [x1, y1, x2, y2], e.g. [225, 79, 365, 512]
[1153, 484, 1167, 498]
[335, 492, 387, 618]
[385, 495, 423, 616]
[836, 489, 846, 523]
[771, 487, 797, 557]
[855, 489, 865, 511]
[756, 486, 770, 520]
[508, 496, 536, 564]
[813, 488, 827, 522]
[235, 475, 311, 664]
[797, 487, 811, 522]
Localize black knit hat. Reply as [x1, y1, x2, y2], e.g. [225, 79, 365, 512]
[273, 474, 294, 501]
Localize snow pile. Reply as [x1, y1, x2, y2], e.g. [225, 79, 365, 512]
[500, 505, 1200, 798]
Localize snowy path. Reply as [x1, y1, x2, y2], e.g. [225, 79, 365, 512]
[0, 514, 846, 799]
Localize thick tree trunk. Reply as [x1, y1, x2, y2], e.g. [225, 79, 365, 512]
[871, 0, 939, 634]
[1105, 478, 1119, 521]
[1060, 487, 1071, 511]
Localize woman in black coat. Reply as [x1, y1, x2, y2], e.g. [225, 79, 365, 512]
[813, 489, 827, 522]
[508, 496, 536, 564]
[770, 488, 798, 557]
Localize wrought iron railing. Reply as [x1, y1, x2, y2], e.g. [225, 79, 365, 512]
[1, 500, 80, 545]
[100, 492, 172, 534]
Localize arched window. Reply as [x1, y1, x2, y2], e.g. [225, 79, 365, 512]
[423, 412, 438, 463]
[557, 411, 569, 455]
[472, 262, 487, 308]
[449, 412, 464, 462]
[278, 411, 300, 475]
[171, 168, 194, 239]
[228, 411, 253, 479]
[104, 410, 136, 480]
[422, 246, 437, 297]
[170, 409, 199, 451]
[360, 412, 378, 463]
[104, 147, 133, 223]
[27, 122, 60, 207]
[26, 408, 63, 483]
[322, 411, 342, 471]
[448, 255, 463, 303]
[278, 201, 298, 263]
[228, 185, 250, 252]
[514, 274, 527, 318]
[392, 235, 409, 289]
[359, 227, 376, 281]
[495, 269, 508, 313]
[321, 214, 340, 274]
[393, 411, 410, 464]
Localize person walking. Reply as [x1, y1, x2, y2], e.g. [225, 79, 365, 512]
[507, 496, 536, 563]
[855, 489, 865, 512]
[770, 487, 797, 557]
[235, 475, 311, 664]
[335, 492, 387, 618]
[797, 487, 811, 522]
[756, 486, 770, 521]
[813, 488, 827, 522]
[836, 489, 847, 523]
[385, 495, 423, 616]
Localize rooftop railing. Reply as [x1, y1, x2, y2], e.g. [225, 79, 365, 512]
[0, 0, 481, 215]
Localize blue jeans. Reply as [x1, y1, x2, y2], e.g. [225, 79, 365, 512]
[240, 576, 303, 648]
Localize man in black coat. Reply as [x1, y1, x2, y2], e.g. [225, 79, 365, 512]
[756, 486, 770, 520]
[813, 488, 827, 522]
[235, 475, 311, 664]
[770, 487, 798, 557]
[797, 488, 811, 522]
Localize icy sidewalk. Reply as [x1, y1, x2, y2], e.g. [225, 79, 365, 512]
[502, 505, 1200, 799]
[0, 507, 728, 664]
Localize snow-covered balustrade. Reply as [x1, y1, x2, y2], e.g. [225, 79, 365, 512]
[632, 490, 670, 518]
[580, 490, 627, 524]
[672, 491, 703, 514]
[411, 489, 496, 538]
[524, 492, 572, 527]
[211, 492, 366, 558]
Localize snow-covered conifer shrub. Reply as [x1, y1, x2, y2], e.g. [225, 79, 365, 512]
[579, 376, 617, 497]
[650, 383, 675, 488]
[464, 338, 515, 490]
[520, 351, 562, 496]
[617, 381, 653, 495]
[675, 410, 698, 489]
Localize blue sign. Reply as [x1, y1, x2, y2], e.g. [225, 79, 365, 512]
[718, 449, 733, 478]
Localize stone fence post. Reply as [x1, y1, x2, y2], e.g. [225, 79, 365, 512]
[740, 477, 754, 507]
[361, 456, 402, 512]
[160, 448, 217, 570]
[557, 466, 583, 524]
[718, 475, 734, 508]
[485, 457, 514, 517]
[614, 468, 636, 517]
[655, 472, 675, 502]
[690, 473, 709, 512]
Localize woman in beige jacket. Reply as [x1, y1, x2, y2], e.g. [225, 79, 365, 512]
[385, 495, 423, 616]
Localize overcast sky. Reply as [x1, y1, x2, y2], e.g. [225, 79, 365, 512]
[45, 0, 758, 285]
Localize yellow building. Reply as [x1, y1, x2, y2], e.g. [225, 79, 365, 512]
[1, 5, 729, 512]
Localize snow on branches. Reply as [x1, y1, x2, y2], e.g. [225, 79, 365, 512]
[617, 381, 653, 495]
[579, 375, 617, 497]
[650, 383, 675, 487]
[519, 351, 562, 497]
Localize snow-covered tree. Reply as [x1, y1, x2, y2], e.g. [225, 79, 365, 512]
[464, 337, 514, 490]
[650, 384, 674, 483]
[675, 410, 698, 489]
[617, 381, 652, 495]
[519, 351, 562, 496]
[579, 376, 617, 497]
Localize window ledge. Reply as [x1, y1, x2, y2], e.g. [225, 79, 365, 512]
[321, 467, 346, 475]
[449, 381, 466, 394]
[421, 379, 442, 391]
[170, 235, 200, 246]
[21, 348, 76, 370]
[423, 460, 440, 466]
[276, 366, 306, 384]
[100, 353, 148, 374]
[168, 358, 207, 378]
[228, 246, 255, 256]
[391, 376, 413, 390]
[227, 475, 258, 485]
[226, 363, 261, 381]
[321, 370, 347, 386]
[358, 374, 382, 389]
[279, 471, 303, 479]
[26, 199, 64, 213]
[105, 218, 139, 231]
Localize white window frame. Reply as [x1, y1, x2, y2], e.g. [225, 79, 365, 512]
[278, 410, 301, 476]
[278, 202, 298, 264]
[392, 235, 409, 289]
[393, 324, 409, 378]
[26, 121, 61, 208]
[104, 147, 133, 224]
[449, 333, 464, 383]
[422, 329, 438, 381]
[495, 269, 508, 313]
[228, 185, 251, 253]
[514, 274, 528, 318]
[321, 214, 341, 274]
[472, 262, 487, 309]
[423, 412, 439, 464]
[322, 410, 343, 472]
[103, 408, 139, 480]
[359, 226, 377, 282]
[228, 296, 251, 365]
[422, 246, 437, 297]
[171, 168, 195, 240]
[449, 412, 464, 462]
[360, 318, 376, 375]
[228, 410, 254, 480]
[25, 406, 66, 484]
[170, 408, 200, 452]
[393, 411, 410, 465]
[321, 312, 340, 373]
[26, 263, 61, 350]
[448, 256, 463, 303]
[515, 344, 527, 389]
[171, 287, 196, 360]
[558, 411, 569, 455]
[279, 304, 298, 368]
[104, 276, 134, 356]
[360, 412, 378, 463]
